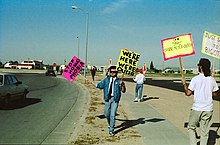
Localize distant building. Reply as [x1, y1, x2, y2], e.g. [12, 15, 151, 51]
[183, 68, 198, 74]
[4, 59, 44, 69]
[162, 67, 180, 73]
[4, 62, 17, 69]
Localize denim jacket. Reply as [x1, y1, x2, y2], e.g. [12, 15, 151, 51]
[97, 76, 122, 102]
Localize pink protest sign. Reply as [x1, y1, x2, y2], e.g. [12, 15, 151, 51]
[62, 56, 84, 82]
[161, 33, 195, 61]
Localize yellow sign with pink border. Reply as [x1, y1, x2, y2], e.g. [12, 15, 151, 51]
[161, 33, 195, 61]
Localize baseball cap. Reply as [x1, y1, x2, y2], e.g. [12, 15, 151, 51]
[109, 65, 118, 72]
[136, 69, 143, 73]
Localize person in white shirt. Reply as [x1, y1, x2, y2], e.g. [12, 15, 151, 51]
[133, 69, 146, 102]
[182, 58, 219, 145]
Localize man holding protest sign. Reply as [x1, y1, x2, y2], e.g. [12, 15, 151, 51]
[181, 58, 219, 145]
[96, 66, 126, 136]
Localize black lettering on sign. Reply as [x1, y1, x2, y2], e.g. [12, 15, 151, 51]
[164, 47, 173, 52]
[70, 70, 78, 78]
[118, 62, 125, 68]
[80, 61, 85, 66]
[132, 53, 136, 60]
[136, 54, 140, 61]
[76, 65, 81, 71]
[213, 44, 220, 50]
[68, 62, 72, 67]
[118, 65, 135, 76]
[205, 46, 220, 57]
[73, 58, 80, 67]
[120, 56, 126, 61]
[117, 67, 122, 71]
[129, 59, 133, 65]
[205, 32, 216, 40]
[128, 65, 132, 71]
[70, 74, 77, 79]
[124, 64, 128, 70]
[122, 50, 131, 58]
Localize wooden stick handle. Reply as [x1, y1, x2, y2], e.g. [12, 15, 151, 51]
[121, 73, 125, 81]
[179, 57, 184, 78]
[212, 57, 216, 77]
[78, 73, 96, 86]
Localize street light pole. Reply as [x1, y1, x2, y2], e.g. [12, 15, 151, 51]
[77, 36, 80, 58]
[72, 6, 89, 84]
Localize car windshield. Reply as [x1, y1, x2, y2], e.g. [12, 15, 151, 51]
[11, 75, 18, 84]
[4, 75, 18, 85]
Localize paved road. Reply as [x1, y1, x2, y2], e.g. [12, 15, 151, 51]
[0, 74, 88, 144]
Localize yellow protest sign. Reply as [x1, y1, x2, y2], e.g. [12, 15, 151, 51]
[202, 31, 220, 59]
[116, 48, 140, 76]
[161, 33, 195, 61]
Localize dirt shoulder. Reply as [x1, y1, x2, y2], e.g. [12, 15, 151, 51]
[69, 74, 143, 145]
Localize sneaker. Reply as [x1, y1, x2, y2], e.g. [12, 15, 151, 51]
[138, 99, 141, 102]
[133, 98, 138, 102]
[109, 132, 114, 136]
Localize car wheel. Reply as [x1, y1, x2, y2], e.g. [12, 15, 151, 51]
[22, 89, 28, 100]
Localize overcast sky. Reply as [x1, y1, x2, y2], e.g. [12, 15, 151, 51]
[0, 0, 219, 69]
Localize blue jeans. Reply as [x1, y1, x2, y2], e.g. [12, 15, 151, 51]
[135, 84, 143, 99]
[104, 97, 118, 133]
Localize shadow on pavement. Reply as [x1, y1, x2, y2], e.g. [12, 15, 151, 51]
[114, 117, 165, 134]
[142, 95, 159, 102]
[0, 98, 41, 110]
[184, 122, 220, 145]
[208, 128, 220, 145]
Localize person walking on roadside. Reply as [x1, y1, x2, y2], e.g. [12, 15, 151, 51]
[96, 66, 126, 136]
[91, 66, 97, 81]
[133, 69, 146, 102]
[181, 58, 219, 145]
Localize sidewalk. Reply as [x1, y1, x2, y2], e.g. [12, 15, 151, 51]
[120, 83, 189, 145]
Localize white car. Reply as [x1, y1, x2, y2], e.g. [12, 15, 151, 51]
[0, 72, 29, 104]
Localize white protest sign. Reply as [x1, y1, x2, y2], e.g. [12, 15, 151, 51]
[202, 31, 220, 59]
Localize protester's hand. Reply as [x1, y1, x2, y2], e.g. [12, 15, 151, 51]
[120, 81, 125, 86]
[120, 81, 126, 93]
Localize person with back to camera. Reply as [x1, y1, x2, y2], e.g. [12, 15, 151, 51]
[181, 58, 219, 145]
[96, 65, 126, 136]
[133, 69, 146, 102]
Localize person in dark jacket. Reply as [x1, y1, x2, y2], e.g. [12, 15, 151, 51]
[91, 66, 97, 81]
